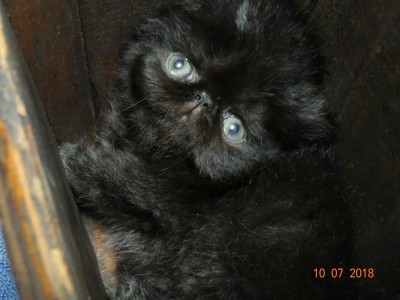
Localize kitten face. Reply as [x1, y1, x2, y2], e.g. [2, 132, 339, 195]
[118, 0, 333, 180]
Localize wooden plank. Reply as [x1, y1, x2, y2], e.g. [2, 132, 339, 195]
[312, 1, 400, 298]
[312, 0, 399, 114]
[0, 5, 106, 299]
[3, 0, 96, 143]
[334, 9, 400, 299]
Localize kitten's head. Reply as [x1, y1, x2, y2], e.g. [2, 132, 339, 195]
[117, 0, 334, 181]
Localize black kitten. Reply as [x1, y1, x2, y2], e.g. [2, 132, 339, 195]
[61, 0, 354, 299]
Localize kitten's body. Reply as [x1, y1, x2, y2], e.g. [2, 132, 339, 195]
[63, 143, 352, 299]
[61, 0, 356, 298]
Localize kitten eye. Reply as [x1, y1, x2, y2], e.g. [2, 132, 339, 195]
[165, 53, 194, 80]
[223, 115, 246, 142]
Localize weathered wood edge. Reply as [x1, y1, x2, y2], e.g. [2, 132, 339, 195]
[0, 4, 106, 299]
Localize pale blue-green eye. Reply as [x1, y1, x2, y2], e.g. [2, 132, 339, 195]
[166, 53, 193, 79]
[223, 115, 245, 142]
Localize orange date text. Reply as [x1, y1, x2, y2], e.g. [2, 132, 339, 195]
[313, 268, 374, 279]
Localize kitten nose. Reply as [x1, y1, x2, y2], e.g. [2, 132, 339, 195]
[195, 91, 213, 108]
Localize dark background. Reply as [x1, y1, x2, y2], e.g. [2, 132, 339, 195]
[4, 0, 400, 298]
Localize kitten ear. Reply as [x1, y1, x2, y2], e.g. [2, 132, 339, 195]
[236, 0, 251, 31]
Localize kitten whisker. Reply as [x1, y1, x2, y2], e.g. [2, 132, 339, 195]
[122, 96, 150, 111]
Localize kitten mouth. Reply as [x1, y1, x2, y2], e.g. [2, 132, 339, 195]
[179, 101, 216, 126]
[190, 103, 206, 114]
[179, 102, 202, 121]
[183, 101, 208, 115]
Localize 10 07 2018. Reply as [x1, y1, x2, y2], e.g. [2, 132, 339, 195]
[313, 268, 375, 279]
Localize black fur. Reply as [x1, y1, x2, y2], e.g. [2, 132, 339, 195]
[61, 0, 356, 298]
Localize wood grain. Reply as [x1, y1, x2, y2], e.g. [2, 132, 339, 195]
[3, 0, 96, 143]
[0, 5, 106, 298]
[312, 1, 400, 298]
